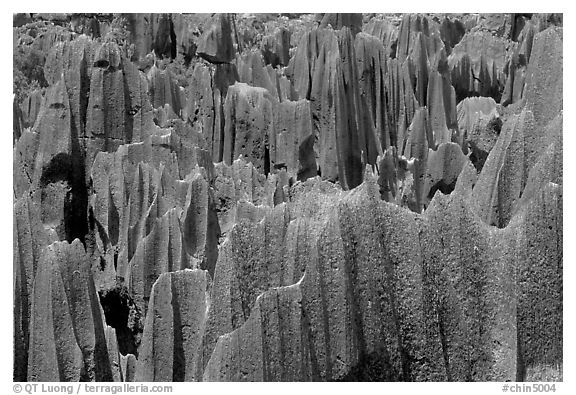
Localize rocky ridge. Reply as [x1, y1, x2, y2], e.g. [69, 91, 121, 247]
[13, 12, 562, 382]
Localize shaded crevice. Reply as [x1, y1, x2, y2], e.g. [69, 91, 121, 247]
[94, 60, 110, 69]
[427, 178, 458, 201]
[468, 141, 489, 173]
[338, 212, 368, 368]
[264, 146, 271, 176]
[88, 277, 115, 382]
[204, 193, 221, 277]
[107, 187, 120, 246]
[40, 153, 73, 187]
[334, 350, 395, 381]
[69, 82, 89, 245]
[98, 281, 143, 357]
[39, 144, 88, 245]
[169, 17, 177, 59]
[79, 49, 90, 138]
[297, 134, 317, 182]
[122, 67, 134, 143]
[171, 278, 185, 381]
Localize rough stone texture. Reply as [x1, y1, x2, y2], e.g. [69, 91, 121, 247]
[421, 163, 517, 381]
[184, 63, 218, 156]
[20, 74, 90, 244]
[513, 182, 562, 382]
[171, 14, 203, 60]
[439, 16, 466, 54]
[523, 27, 562, 131]
[423, 142, 467, 204]
[197, 14, 235, 64]
[89, 139, 180, 271]
[204, 282, 306, 381]
[31, 77, 73, 187]
[13, 195, 48, 381]
[27, 240, 114, 381]
[210, 158, 283, 234]
[289, 28, 335, 101]
[147, 65, 184, 117]
[104, 327, 122, 382]
[318, 13, 363, 36]
[204, 169, 556, 381]
[85, 42, 126, 144]
[363, 17, 398, 58]
[449, 31, 509, 101]
[396, 14, 439, 64]
[44, 36, 94, 138]
[261, 27, 291, 67]
[222, 82, 274, 173]
[456, 96, 498, 144]
[402, 108, 430, 212]
[136, 270, 209, 381]
[20, 89, 44, 128]
[271, 99, 316, 179]
[180, 169, 220, 275]
[516, 114, 562, 212]
[501, 20, 537, 106]
[471, 109, 535, 227]
[122, 60, 159, 144]
[355, 32, 390, 150]
[120, 354, 137, 382]
[13, 13, 562, 383]
[124, 207, 183, 318]
[427, 70, 457, 145]
[306, 27, 378, 189]
[169, 120, 209, 179]
[13, 96, 24, 143]
[122, 13, 178, 60]
[13, 130, 40, 198]
[456, 96, 500, 171]
[236, 50, 279, 100]
[386, 57, 418, 153]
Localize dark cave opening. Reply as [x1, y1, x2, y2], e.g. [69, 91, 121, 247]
[98, 281, 144, 357]
[40, 152, 88, 245]
[468, 141, 490, 173]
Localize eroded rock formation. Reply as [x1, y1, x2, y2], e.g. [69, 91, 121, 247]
[13, 12, 562, 382]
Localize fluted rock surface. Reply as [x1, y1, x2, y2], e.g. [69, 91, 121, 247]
[261, 27, 291, 67]
[197, 14, 235, 64]
[449, 30, 509, 101]
[27, 240, 114, 381]
[136, 270, 209, 381]
[222, 82, 274, 172]
[13, 13, 562, 383]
